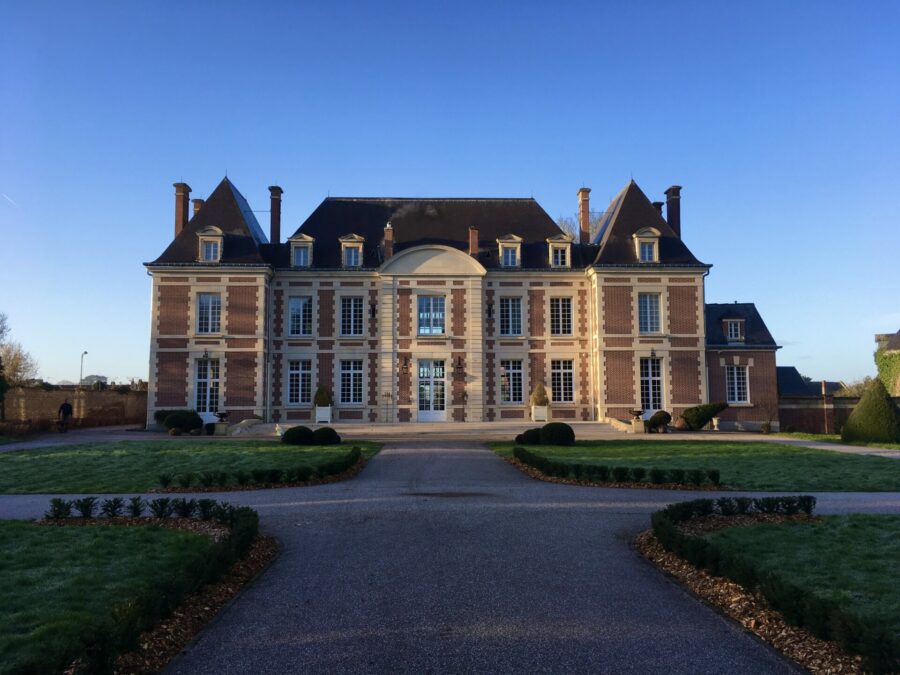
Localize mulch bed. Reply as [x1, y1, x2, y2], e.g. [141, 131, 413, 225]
[41, 517, 231, 542]
[151, 457, 368, 493]
[633, 519, 864, 674]
[505, 457, 727, 491]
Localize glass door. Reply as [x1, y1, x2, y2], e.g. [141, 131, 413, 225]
[195, 358, 220, 424]
[417, 359, 446, 422]
[639, 357, 663, 418]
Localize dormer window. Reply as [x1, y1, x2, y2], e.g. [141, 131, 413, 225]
[339, 233, 365, 268]
[547, 233, 573, 268]
[288, 233, 314, 268]
[633, 227, 661, 263]
[725, 320, 745, 342]
[497, 234, 523, 268]
[197, 226, 223, 263]
[293, 245, 310, 267]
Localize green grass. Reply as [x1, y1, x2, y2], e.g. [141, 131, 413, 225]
[706, 515, 900, 644]
[775, 432, 900, 450]
[0, 436, 15, 445]
[0, 520, 216, 673]
[0, 440, 381, 493]
[489, 440, 900, 491]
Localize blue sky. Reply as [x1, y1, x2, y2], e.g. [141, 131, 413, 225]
[2, 0, 898, 384]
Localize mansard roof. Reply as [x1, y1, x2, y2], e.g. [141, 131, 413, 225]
[884, 330, 900, 351]
[592, 181, 707, 268]
[705, 303, 778, 348]
[282, 197, 597, 269]
[149, 178, 269, 266]
[777, 366, 844, 396]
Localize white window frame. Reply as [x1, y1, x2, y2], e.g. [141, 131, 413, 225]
[196, 292, 221, 334]
[550, 244, 570, 268]
[726, 365, 750, 404]
[340, 296, 364, 336]
[725, 320, 744, 342]
[500, 245, 518, 267]
[199, 238, 221, 263]
[498, 297, 522, 336]
[195, 358, 220, 413]
[639, 357, 663, 412]
[633, 228, 661, 263]
[638, 293, 661, 334]
[550, 359, 574, 403]
[287, 359, 312, 406]
[500, 359, 524, 404]
[292, 244, 311, 267]
[288, 296, 313, 336]
[639, 241, 657, 262]
[549, 297, 573, 336]
[340, 359, 364, 405]
[417, 295, 446, 336]
[343, 244, 362, 267]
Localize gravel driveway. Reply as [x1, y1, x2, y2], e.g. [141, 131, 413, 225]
[2, 441, 899, 673]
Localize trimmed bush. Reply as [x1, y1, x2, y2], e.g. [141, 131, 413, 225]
[199, 471, 217, 487]
[153, 409, 186, 425]
[172, 498, 196, 518]
[312, 427, 341, 445]
[234, 470, 250, 486]
[514, 433, 525, 444]
[127, 497, 145, 517]
[162, 410, 203, 432]
[313, 385, 333, 407]
[841, 379, 900, 444]
[680, 402, 729, 431]
[45, 498, 72, 519]
[669, 468, 686, 484]
[149, 498, 173, 519]
[530, 382, 550, 406]
[521, 428, 542, 444]
[250, 469, 268, 484]
[707, 469, 721, 485]
[100, 498, 124, 518]
[197, 499, 217, 521]
[646, 410, 672, 433]
[177, 473, 194, 488]
[631, 467, 647, 483]
[282, 425, 315, 445]
[214, 471, 230, 487]
[73, 497, 98, 519]
[266, 469, 284, 484]
[649, 468, 667, 484]
[687, 469, 706, 485]
[539, 422, 575, 446]
[204, 422, 216, 436]
[612, 466, 630, 482]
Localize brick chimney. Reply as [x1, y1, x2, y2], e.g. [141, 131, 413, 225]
[468, 226, 479, 256]
[268, 186, 283, 244]
[651, 201, 664, 216]
[577, 187, 591, 244]
[173, 182, 191, 236]
[665, 185, 682, 238]
[192, 198, 204, 217]
[383, 222, 394, 259]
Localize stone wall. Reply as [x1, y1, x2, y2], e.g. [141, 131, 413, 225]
[777, 395, 900, 434]
[3, 389, 148, 426]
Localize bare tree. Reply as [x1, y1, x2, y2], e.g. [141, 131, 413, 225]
[836, 377, 874, 397]
[0, 341, 38, 385]
[556, 213, 605, 241]
[0, 313, 8, 344]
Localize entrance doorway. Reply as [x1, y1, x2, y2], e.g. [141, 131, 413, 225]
[639, 357, 663, 418]
[417, 359, 447, 422]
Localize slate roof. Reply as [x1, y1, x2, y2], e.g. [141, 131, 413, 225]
[148, 178, 269, 266]
[592, 181, 707, 268]
[283, 197, 598, 269]
[885, 331, 900, 351]
[705, 303, 778, 348]
[777, 366, 844, 396]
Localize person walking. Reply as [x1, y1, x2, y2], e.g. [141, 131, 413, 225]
[58, 399, 73, 432]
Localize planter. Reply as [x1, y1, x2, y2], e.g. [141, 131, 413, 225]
[631, 418, 646, 434]
[315, 406, 332, 424]
[531, 405, 548, 422]
[711, 416, 720, 432]
[214, 422, 229, 436]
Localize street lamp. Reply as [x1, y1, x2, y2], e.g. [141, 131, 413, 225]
[79, 351, 88, 387]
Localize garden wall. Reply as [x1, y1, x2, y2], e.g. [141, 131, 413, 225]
[776, 395, 900, 434]
[2, 388, 148, 427]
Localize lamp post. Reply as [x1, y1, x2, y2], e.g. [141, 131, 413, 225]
[79, 351, 88, 387]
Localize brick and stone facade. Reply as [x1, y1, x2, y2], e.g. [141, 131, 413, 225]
[145, 177, 781, 428]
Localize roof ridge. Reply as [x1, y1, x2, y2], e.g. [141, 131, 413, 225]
[325, 197, 538, 202]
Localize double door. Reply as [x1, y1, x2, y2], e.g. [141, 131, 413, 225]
[417, 359, 446, 422]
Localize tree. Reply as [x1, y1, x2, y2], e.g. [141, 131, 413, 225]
[0, 341, 38, 386]
[837, 377, 875, 397]
[0, 313, 8, 344]
[556, 213, 605, 241]
[841, 379, 900, 443]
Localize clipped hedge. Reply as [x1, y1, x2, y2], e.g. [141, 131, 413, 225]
[281, 425, 315, 445]
[646, 410, 672, 432]
[539, 422, 575, 446]
[680, 402, 729, 431]
[841, 379, 900, 444]
[312, 426, 341, 445]
[163, 410, 203, 432]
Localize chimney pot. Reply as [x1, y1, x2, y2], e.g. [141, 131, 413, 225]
[173, 182, 191, 236]
[651, 201, 664, 216]
[268, 186, 283, 244]
[468, 226, 479, 256]
[664, 185, 682, 238]
[577, 187, 591, 245]
[192, 198, 204, 216]
[383, 222, 394, 259]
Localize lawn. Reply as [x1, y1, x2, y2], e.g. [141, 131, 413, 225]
[489, 440, 900, 491]
[705, 515, 900, 662]
[0, 440, 381, 493]
[0, 436, 15, 445]
[775, 432, 900, 450]
[0, 520, 216, 673]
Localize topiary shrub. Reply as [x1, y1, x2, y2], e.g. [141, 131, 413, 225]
[680, 402, 729, 431]
[646, 410, 672, 433]
[612, 466, 630, 482]
[631, 467, 647, 482]
[841, 379, 900, 444]
[313, 385, 333, 407]
[530, 382, 550, 406]
[312, 426, 341, 445]
[163, 410, 203, 432]
[521, 428, 542, 445]
[282, 425, 315, 445]
[514, 433, 525, 444]
[539, 422, 575, 446]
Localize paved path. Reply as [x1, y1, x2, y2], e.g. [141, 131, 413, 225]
[3, 442, 899, 673]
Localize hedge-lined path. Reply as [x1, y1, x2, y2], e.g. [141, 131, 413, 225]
[3, 442, 899, 672]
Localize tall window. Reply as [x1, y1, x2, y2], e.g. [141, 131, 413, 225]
[640, 357, 663, 412]
[501, 245, 518, 267]
[292, 245, 310, 267]
[639, 241, 657, 262]
[725, 320, 744, 342]
[288, 296, 313, 336]
[195, 358, 220, 413]
[340, 360, 363, 404]
[500, 360, 523, 404]
[726, 365, 749, 404]
[201, 240, 220, 262]
[551, 246, 569, 267]
[288, 360, 312, 405]
[551, 360, 574, 402]
[417, 296, 446, 335]
[550, 297, 572, 335]
[197, 293, 221, 333]
[499, 297, 522, 336]
[343, 246, 361, 267]
[340, 296, 364, 336]
[638, 293, 660, 334]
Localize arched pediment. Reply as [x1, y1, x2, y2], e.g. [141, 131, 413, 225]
[380, 245, 486, 277]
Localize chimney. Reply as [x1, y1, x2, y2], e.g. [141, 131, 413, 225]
[383, 222, 394, 259]
[665, 185, 682, 238]
[651, 201, 664, 216]
[268, 186, 283, 244]
[192, 198, 204, 217]
[577, 187, 591, 244]
[173, 182, 191, 236]
[468, 226, 479, 256]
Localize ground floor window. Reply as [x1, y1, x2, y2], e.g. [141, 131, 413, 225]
[500, 359, 523, 403]
[340, 360, 363, 404]
[195, 358, 220, 413]
[726, 365, 749, 403]
[550, 359, 574, 402]
[288, 359, 312, 405]
[640, 357, 662, 412]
